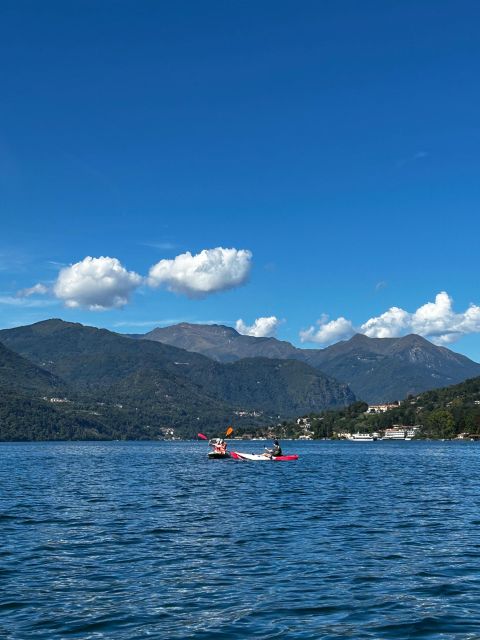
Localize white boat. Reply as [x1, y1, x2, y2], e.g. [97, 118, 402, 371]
[347, 433, 375, 442]
[382, 428, 415, 441]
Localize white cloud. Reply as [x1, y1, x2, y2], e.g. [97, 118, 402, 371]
[53, 256, 142, 310]
[411, 292, 480, 345]
[148, 247, 252, 298]
[300, 315, 355, 345]
[142, 241, 178, 251]
[459, 304, 480, 334]
[17, 283, 48, 298]
[0, 295, 55, 308]
[361, 292, 480, 344]
[300, 292, 480, 347]
[410, 292, 455, 340]
[236, 316, 281, 338]
[375, 280, 387, 292]
[397, 150, 429, 167]
[360, 306, 411, 338]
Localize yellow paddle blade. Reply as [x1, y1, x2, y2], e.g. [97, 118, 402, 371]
[225, 426, 233, 437]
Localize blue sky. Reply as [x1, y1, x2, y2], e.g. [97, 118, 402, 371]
[1, 1, 480, 358]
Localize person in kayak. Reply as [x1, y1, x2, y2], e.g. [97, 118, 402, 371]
[214, 438, 227, 455]
[264, 439, 282, 458]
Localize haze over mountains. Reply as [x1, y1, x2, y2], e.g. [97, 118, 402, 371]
[144, 323, 480, 402]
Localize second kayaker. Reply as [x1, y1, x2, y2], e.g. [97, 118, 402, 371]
[264, 439, 282, 458]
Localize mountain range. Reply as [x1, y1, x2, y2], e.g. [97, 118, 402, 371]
[143, 323, 480, 402]
[0, 319, 353, 440]
[2, 318, 480, 441]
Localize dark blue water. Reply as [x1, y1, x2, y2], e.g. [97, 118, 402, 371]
[1, 441, 480, 639]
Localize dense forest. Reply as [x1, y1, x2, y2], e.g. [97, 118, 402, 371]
[0, 388, 267, 441]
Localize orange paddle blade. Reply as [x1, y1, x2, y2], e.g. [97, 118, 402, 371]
[225, 426, 233, 437]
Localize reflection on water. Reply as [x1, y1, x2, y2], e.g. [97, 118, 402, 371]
[1, 440, 480, 639]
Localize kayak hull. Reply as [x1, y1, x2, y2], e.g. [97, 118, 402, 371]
[230, 451, 299, 462]
[208, 452, 231, 459]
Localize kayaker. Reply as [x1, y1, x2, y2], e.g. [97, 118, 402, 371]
[214, 438, 227, 455]
[264, 439, 282, 458]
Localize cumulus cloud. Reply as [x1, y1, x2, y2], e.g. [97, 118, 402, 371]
[300, 292, 480, 347]
[300, 315, 355, 345]
[411, 292, 480, 344]
[236, 316, 281, 338]
[361, 292, 478, 344]
[53, 256, 142, 310]
[148, 247, 252, 298]
[410, 292, 457, 341]
[360, 306, 411, 338]
[17, 283, 48, 297]
[17, 246, 252, 312]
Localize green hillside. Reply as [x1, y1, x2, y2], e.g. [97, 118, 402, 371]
[0, 319, 354, 440]
[265, 377, 480, 440]
[0, 340, 64, 394]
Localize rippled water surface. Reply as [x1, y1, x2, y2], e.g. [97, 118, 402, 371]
[2, 440, 480, 639]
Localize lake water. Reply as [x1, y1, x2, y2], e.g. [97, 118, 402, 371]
[1, 440, 480, 639]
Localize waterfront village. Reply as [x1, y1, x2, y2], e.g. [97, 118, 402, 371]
[334, 402, 419, 442]
[229, 399, 480, 442]
[229, 403, 421, 440]
[290, 402, 421, 442]
[286, 399, 480, 442]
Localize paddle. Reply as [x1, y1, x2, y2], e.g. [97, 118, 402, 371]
[225, 426, 233, 437]
[197, 433, 208, 440]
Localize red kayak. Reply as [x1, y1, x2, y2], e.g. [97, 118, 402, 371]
[230, 451, 299, 462]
